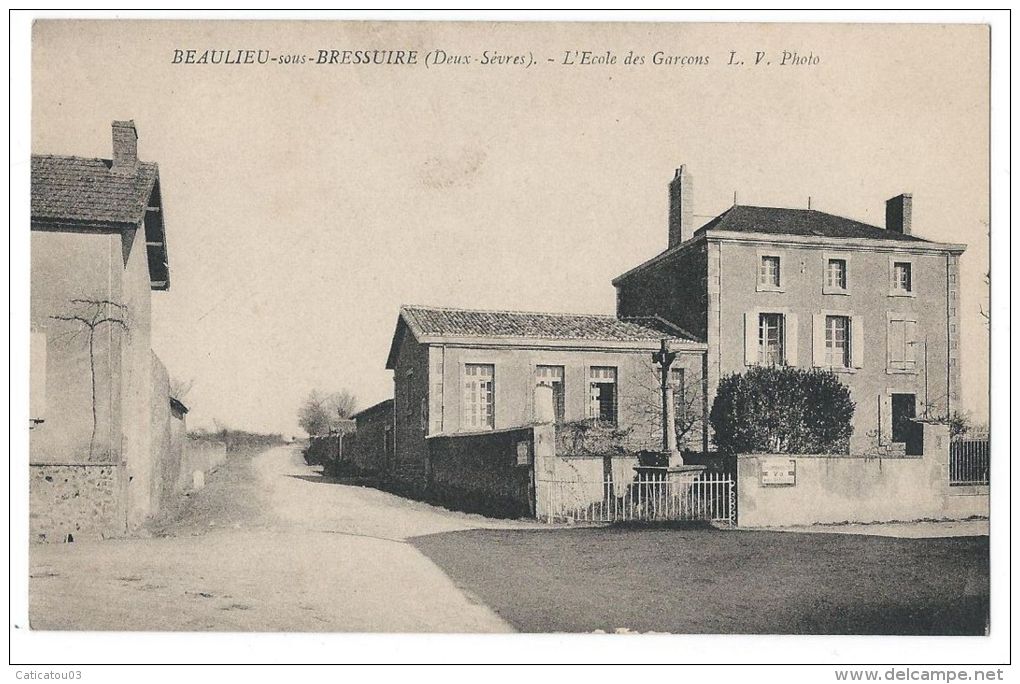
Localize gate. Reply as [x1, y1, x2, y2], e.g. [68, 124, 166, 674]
[950, 438, 989, 485]
[539, 472, 735, 524]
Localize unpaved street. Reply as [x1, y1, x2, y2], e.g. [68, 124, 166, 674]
[29, 446, 532, 632]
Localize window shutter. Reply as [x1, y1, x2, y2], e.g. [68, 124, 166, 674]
[812, 314, 825, 366]
[851, 315, 865, 368]
[744, 311, 757, 365]
[905, 320, 917, 364]
[879, 393, 893, 445]
[785, 313, 799, 366]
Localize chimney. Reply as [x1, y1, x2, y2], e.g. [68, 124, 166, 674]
[885, 193, 913, 235]
[111, 120, 138, 174]
[668, 165, 694, 248]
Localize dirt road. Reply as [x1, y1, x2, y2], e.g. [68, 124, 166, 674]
[29, 445, 529, 632]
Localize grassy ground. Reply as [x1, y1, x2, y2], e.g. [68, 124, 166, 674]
[410, 524, 989, 635]
[146, 445, 273, 537]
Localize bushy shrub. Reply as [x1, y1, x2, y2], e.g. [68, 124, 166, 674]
[709, 366, 854, 454]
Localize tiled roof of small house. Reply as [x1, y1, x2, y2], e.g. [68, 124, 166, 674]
[697, 204, 929, 243]
[31, 155, 159, 226]
[400, 305, 702, 343]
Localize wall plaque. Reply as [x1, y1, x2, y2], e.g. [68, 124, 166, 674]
[760, 458, 796, 486]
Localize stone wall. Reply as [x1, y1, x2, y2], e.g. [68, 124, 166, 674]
[736, 422, 987, 527]
[148, 352, 179, 516]
[425, 425, 543, 518]
[29, 462, 125, 542]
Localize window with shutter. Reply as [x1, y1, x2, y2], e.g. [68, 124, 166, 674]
[758, 313, 785, 365]
[824, 315, 851, 368]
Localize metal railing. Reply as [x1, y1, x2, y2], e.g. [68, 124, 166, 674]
[539, 473, 735, 524]
[949, 438, 989, 485]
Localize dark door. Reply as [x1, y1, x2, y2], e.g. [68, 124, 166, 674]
[891, 393, 922, 455]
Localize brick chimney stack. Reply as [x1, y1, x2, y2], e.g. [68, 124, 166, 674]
[668, 165, 694, 249]
[885, 193, 913, 235]
[111, 120, 138, 174]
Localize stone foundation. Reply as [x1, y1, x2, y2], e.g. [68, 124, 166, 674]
[29, 462, 125, 542]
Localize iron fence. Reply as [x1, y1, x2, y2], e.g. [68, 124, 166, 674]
[950, 438, 989, 485]
[539, 472, 735, 524]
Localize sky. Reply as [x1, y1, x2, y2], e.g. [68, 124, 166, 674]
[30, 20, 990, 436]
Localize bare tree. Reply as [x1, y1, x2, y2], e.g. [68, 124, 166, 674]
[624, 357, 705, 452]
[329, 390, 358, 420]
[50, 298, 129, 459]
[298, 389, 358, 436]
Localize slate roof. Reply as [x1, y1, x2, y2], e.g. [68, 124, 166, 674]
[696, 204, 928, 243]
[400, 305, 702, 343]
[31, 155, 159, 226]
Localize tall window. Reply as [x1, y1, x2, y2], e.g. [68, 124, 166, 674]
[826, 258, 847, 290]
[758, 313, 785, 365]
[824, 315, 851, 368]
[535, 365, 565, 422]
[888, 318, 917, 370]
[588, 367, 617, 426]
[759, 256, 781, 288]
[892, 262, 913, 293]
[463, 364, 494, 430]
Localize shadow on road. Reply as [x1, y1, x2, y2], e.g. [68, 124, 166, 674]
[284, 473, 380, 487]
[409, 525, 990, 635]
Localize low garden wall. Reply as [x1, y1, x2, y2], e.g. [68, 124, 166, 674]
[426, 425, 549, 518]
[737, 422, 986, 526]
[29, 462, 125, 542]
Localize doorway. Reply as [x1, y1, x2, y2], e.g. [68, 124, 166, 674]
[891, 393, 922, 456]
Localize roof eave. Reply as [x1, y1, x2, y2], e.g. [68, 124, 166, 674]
[413, 334, 707, 353]
[31, 217, 134, 233]
[704, 229, 967, 254]
[611, 233, 707, 286]
[144, 170, 170, 291]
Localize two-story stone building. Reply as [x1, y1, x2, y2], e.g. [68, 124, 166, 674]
[614, 166, 966, 454]
[374, 165, 967, 496]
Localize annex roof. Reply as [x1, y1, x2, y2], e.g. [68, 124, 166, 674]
[386, 305, 704, 369]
